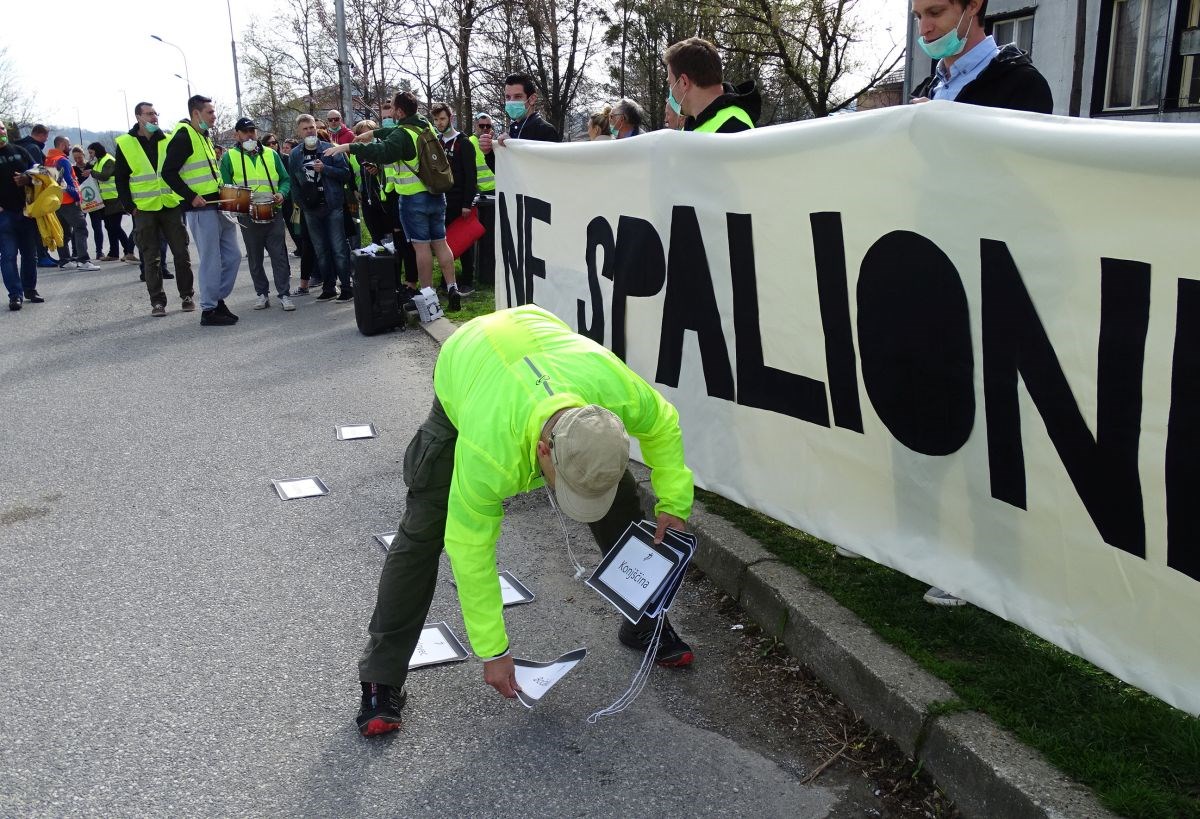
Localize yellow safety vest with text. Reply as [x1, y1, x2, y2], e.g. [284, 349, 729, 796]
[228, 146, 281, 195]
[469, 135, 495, 192]
[93, 153, 118, 200]
[174, 121, 221, 196]
[114, 132, 183, 211]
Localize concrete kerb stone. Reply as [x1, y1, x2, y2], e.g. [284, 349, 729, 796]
[629, 466, 1117, 819]
[421, 325, 1116, 819]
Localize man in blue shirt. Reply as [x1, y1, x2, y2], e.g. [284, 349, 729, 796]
[910, 0, 1052, 113]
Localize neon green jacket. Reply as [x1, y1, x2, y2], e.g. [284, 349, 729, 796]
[434, 305, 694, 658]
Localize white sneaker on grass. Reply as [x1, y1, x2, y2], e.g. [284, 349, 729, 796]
[279, 295, 295, 311]
[923, 587, 967, 607]
[254, 294, 269, 310]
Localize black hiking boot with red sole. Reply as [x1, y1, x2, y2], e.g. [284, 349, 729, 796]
[357, 682, 407, 737]
[618, 619, 695, 667]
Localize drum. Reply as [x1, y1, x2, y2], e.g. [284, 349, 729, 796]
[219, 184, 252, 214]
[250, 193, 275, 224]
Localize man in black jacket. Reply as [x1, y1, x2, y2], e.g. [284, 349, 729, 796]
[429, 101, 477, 294]
[496, 73, 560, 144]
[910, 0, 1052, 113]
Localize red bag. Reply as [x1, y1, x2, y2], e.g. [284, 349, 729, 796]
[446, 207, 486, 259]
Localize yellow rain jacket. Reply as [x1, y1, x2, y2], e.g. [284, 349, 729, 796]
[23, 169, 64, 250]
[434, 305, 694, 658]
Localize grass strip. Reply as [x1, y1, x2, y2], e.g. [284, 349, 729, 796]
[696, 488, 1200, 819]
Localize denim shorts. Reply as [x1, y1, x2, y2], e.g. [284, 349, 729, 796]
[398, 191, 447, 243]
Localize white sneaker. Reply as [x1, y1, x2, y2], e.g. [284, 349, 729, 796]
[279, 295, 295, 311]
[77, 261, 100, 271]
[923, 587, 967, 607]
[59, 261, 79, 270]
[254, 294, 269, 310]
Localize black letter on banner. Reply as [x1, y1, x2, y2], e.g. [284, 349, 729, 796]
[499, 193, 525, 305]
[810, 212, 864, 432]
[579, 217, 612, 343]
[857, 231, 974, 455]
[1166, 278, 1200, 581]
[728, 212, 829, 425]
[655, 206, 735, 399]
[609, 216, 666, 361]
[982, 242, 1148, 557]
[523, 196, 551, 304]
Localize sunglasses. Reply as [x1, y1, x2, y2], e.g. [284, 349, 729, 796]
[477, 124, 493, 131]
[328, 117, 341, 122]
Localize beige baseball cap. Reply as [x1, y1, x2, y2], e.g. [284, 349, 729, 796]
[550, 405, 630, 523]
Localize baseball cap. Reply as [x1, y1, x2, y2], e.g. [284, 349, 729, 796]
[234, 117, 257, 132]
[550, 405, 630, 523]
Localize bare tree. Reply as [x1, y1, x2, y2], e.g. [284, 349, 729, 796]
[266, 0, 338, 114]
[720, 0, 903, 117]
[0, 46, 34, 129]
[242, 23, 305, 132]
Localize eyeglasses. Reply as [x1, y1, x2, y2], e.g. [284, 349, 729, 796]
[328, 116, 341, 122]
[477, 124, 493, 131]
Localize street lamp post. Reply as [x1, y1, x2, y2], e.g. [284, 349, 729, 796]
[151, 34, 191, 98]
[225, 0, 244, 117]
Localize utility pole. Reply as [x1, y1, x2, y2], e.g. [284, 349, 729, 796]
[226, 0, 244, 117]
[335, 0, 353, 123]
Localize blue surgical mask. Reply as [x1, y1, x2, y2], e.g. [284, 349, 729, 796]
[609, 126, 619, 137]
[918, 7, 971, 60]
[667, 77, 684, 116]
[505, 100, 527, 120]
[198, 121, 209, 132]
[381, 117, 395, 127]
[145, 122, 159, 133]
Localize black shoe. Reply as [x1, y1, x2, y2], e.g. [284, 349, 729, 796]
[139, 272, 146, 282]
[357, 682, 407, 737]
[447, 285, 461, 312]
[8, 297, 21, 311]
[618, 618, 694, 667]
[216, 299, 239, 322]
[316, 290, 337, 301]
[336, 287, 354, 301]
[26, 290, 44, 304]
[200, 308, 237, 326]
[162, 270, 175, 280]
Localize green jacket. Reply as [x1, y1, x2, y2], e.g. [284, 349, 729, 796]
[348, 113, 425, 165]
[434, 305, 694, 658]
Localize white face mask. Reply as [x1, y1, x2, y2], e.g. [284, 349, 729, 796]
[242, 139, 258, 152]
[303, 135, 318, 150]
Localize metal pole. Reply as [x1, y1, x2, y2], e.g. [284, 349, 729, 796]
[901, 13, 915, 103]
[119, 89, 129, 127]
[151, 35, 191, 98]
[335, 0, 353, 122]
[76, 107, 83, 146]
[226, 0, 244, 117]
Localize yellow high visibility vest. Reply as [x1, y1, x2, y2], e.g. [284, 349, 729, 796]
[114, 132, 183, 211]
[469, 135, 495, 192]
[173, 121, 221, 196]
[227, 146, 281, 195]
[693, 105, 754, 133]
[93, 153, 118, 200]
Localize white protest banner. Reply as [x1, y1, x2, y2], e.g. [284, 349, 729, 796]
[493, 102, 1200, 716]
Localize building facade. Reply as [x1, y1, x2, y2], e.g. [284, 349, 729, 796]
[903, 0, 1200, 121]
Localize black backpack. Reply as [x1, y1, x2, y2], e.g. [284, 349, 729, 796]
[399, 124, 454, 194]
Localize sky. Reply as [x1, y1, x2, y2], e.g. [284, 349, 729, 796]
[1, 0, 906, 134]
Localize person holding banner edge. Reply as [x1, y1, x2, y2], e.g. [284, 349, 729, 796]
[355, 305, 695, 737]
[662, 37, 761, 133]
[832, 0, 1055, 607]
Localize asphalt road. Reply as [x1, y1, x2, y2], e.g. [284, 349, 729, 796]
[0, 249, 866, 818]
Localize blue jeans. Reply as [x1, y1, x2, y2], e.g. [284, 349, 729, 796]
[186, 208, 241, 311]
[398, 191, 447, 242]
[303, 206, 351, 292]
[0, 210, 39, 299]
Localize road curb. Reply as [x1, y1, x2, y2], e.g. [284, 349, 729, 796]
[418, 318, 1114, 818]
[629, 465, 1116, 819]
